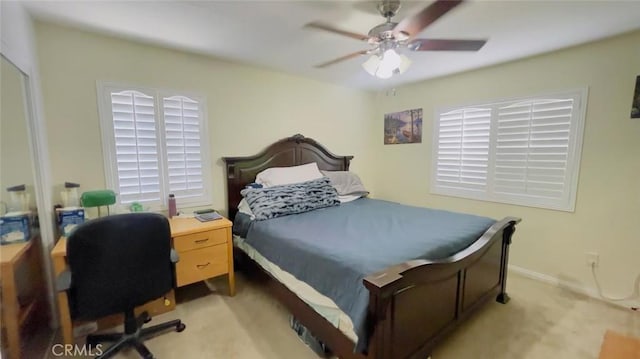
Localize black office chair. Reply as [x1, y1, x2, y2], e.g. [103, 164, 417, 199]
[58, 213, 185, 359]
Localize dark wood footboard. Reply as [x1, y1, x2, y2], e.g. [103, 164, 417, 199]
[235, 216, 519, 359]
[362, 217, 519, 359]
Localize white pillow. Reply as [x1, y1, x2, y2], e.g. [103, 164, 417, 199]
[338, 194, 362, 203]
[255, 162, 323, 187]
[321, 170, 369, 203]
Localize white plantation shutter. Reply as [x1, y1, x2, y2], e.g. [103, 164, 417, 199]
[162, 96, 205, 200]
[99, 83, 211, 209]
[435, 108, 491, 193]
[110, 90, 161, 204]
[432, 89, 586, 211]
[495, 99, 573, 202]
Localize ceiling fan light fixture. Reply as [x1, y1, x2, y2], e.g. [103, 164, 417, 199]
[362, 49, 411, 79]
[381, 49, 401, 70]
[376, 66, 394, 79]
[398, 54, 411, 74]
[361, 54, 381, 76]
[309, 0, 485, 78]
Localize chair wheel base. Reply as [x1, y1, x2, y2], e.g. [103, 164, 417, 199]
[176, 323, 186, 332]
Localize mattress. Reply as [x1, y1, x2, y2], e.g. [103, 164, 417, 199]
[239, 198, 496, 351]
[233, 235, 358, 343]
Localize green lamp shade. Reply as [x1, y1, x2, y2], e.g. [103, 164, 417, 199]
[81, 190, 116, 208]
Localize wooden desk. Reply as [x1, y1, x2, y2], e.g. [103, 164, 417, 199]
[1, 238, 48, 359]
[51, 216, 234, 345]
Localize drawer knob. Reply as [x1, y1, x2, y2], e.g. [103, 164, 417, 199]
[194, 238, 209, 244]
[196, 262, 211, 269]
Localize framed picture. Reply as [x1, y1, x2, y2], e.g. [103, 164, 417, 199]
[631, 75, 640, 119]
[384, 108, 423, 144]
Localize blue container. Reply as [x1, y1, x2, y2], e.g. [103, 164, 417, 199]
[57, 208, 85, 237]
[0, 213, 31, 245]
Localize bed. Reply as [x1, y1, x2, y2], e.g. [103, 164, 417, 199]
[223, 134, 520, 359]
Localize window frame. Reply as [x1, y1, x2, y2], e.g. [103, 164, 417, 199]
[97, 81, 212, 211]
[431, 88, 588, 212]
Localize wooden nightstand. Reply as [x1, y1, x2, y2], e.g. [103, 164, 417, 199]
[169, 216, 235, 295]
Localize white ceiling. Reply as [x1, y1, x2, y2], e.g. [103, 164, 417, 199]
[23, 0, 640, 90]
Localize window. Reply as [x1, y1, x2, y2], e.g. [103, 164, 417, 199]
[97, 83, 211, 209]
[431, 89, 587, 211]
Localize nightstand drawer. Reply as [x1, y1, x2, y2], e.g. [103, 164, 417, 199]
[175, 244, 228, 287]
[173, 228, 227, 252]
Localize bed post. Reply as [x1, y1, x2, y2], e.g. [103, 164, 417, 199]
[364, 274, 398, 359]
[496, 219, 518, 304]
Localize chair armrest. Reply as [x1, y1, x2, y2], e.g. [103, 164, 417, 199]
[56, 270, 72, 291]
[170, 248, 179, 263]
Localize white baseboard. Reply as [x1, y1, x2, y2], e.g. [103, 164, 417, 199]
[508, 265, 640, 310]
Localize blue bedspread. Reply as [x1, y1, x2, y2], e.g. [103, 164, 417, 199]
[243, 198, 496, 352]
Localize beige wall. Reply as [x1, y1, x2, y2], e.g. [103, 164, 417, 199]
[35, 22, 376, 215]
[372, 31, 640, 301]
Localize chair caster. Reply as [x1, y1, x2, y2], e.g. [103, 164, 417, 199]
[176, 323, 186, 332]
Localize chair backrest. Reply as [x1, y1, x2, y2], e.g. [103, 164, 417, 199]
[67, 213, 173, 320]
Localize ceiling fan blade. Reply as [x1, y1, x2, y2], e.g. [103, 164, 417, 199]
[409, 38, 487, 51]
[305, 22, 369, 42]
[314, 50, 369, 68]
[393, 0, 464, 40]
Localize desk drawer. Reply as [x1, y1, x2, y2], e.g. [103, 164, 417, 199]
[176, 244, 228, 287]
[173, 228, 227, 252]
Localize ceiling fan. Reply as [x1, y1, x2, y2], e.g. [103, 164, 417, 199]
[305, 0, 486, 79]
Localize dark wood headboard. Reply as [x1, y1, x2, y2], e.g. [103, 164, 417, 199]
[222, 134, 354, 220]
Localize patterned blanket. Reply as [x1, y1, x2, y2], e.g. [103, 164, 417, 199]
[241, 177, 340, 220]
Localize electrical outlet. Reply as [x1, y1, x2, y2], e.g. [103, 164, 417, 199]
[586, 252, 599, 267]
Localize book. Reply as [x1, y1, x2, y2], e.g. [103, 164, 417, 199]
[195, 211, 223, 222]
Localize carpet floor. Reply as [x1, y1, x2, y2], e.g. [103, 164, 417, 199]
[34, 271, 639, 359]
